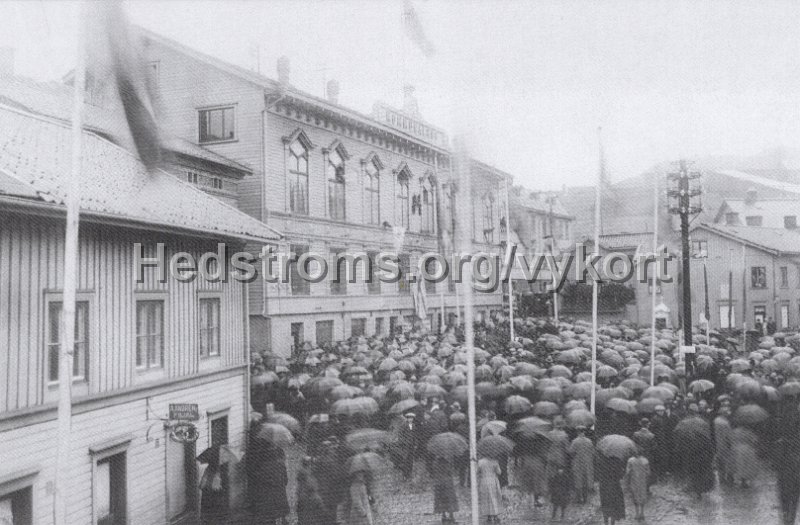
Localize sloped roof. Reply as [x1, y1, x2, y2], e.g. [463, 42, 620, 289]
[694, 223, 800, 255]
[0, 104, 281, 242]
[0, 75, 251, 174]
[599, 232, 656, 251]
[714, 198, 800, 222]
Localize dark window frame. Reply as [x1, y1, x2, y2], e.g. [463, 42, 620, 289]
[198, 106, 236, 143]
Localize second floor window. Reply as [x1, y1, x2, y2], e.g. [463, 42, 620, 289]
[136, 300, 164, 369]
[48, 301, 90, 382]
[398, 253, 411, 294]
[751, 266, 767, 289]
[327, 150, 346, 220]
[331, 249, 347, 296]
[289, 139, 309, 215]
[781, 266, 789, 288]
[367, 251, 381, 295]
[396, 171, 410, 229]
[365, 160, 381, 225]
[692, 240, 708, 258]
[199, 298, 220, 357]
[290, 245, 311, 296]
[422, 187, 435, 233]
[483, 194, 495, 243]
[199, 106, 235, 143]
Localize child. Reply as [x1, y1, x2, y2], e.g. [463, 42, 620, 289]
[624, 449, 651, 521]
[548, 465, 571, 521]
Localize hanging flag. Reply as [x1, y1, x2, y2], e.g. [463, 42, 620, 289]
[413, 258, 428, 320]
[85, 1, 161, 168]
[402, 0, 435, 57]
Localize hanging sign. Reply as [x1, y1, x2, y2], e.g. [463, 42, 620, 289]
[169, 403, 199, 421]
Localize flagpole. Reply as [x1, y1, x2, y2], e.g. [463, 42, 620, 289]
[549, 196, 560, 325]
[504, 176, 514, 343]
[742, 244, 747, 348]
[650, 174, 658, 386]
[55, 4, 86, 524]
[590, 127, 603, 415]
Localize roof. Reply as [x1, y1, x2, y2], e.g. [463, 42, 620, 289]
[510, 189, 571, 218]
[599, 232, 656, 251]
[0, 104, 281, 242]
[714, 198, 800, 222]
[693, 223, 800, 255]
[0, 75, 251, 174]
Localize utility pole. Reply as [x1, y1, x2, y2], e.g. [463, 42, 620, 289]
[667, 160, 702, 381]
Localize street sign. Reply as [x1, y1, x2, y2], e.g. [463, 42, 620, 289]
[680, 345, 696, 355]
[169, 403, 199, 421]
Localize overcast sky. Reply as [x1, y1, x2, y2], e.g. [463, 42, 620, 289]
[4, 0, 800, 189]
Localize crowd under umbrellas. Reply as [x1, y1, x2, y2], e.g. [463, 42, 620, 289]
[225, 316, 800, 524]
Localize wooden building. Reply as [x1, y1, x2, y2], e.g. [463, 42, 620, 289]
[0, 103, 280, 525]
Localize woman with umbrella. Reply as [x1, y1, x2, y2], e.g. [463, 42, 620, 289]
[478, 453, 504, 523]
[596, 435, 635, 525]
[346, 470, 374, 525]
[296, 456, 326, 525]
[568, 427, 595, 504]
[431, 455, 459, 523]
[673, 416, 715, 498]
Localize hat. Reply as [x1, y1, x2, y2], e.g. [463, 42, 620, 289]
[640, 417, 650, 426]
[654, 404, 666, 411]
[319, 414, 329, 423]
[404, 412, 416, 418]
[451, 402, 462, 411]
[688, 403, 699, 413]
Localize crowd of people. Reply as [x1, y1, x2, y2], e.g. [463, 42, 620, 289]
[203, 315, 800, 524]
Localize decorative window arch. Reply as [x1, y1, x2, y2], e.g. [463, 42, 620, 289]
[394, 163, 412, 229]
[283, 129, 314, 214]
[362, 152, 383, 225]
[324, 140, 349, 221]
[482, 192, 495, 243]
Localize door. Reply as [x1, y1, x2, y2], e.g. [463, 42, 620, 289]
[781, 304, 790, 329]
[166, 437, 196, 521]
[754, 305, 767, 327]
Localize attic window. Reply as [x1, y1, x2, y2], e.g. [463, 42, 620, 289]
[745, 216, 762, 227]
[199, 106, 236, 143]
[725, 212, 739, 225]
[785, 216, 797, 229]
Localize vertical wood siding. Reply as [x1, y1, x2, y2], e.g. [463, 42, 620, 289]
[0, 213, 247, 413]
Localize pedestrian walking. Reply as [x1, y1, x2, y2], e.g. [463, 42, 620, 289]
[597, 453, 626, 525]
[517, 446, 548, 508]
[548, 465, 571, 521]
[732, 427, 759, 489]
[568, 427, 595, 503]
[246, 442, 289, 525]
[198, 447, 228, 525]
[432, 456, 459, 523]
[397, 412, 418, 480]
[478, 456, 504, 523]
[713, 408, 734, 485]
[346, 471, 374, 525]
[296, 457, 326, 525]
[624, 450, 651, 521]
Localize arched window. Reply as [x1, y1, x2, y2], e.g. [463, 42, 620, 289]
[364, 157, 381, 225]
[422, 185, 435, 233]
[327, 148, 345, 220]
[396, 168, 411, 229]
[482, 193, 495, 243]
[288, 138, 309, 214]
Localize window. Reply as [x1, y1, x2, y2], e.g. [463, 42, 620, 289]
[288, 139, 309, 215]
[364, 159, 381, 225]
[136, 300, 164, 369]
[187, 171, 198, 184]
[647, 278, 662, 295]
[745, 216, 763, 227]
[367, 251, 381, 295]
[482, 194, 495, 243]
[331, 249, 347, 296]
[351, 318, 366, 337]
[786, 216, 797, 229]
[316, 320, 334, 346]
[199, 298, 220, 357]
[375, 317, 384, 336]
[398, 253, 411, 294]
[95, 452, 127, 525]
[47, 301, 89, 382]
[447, 273, 456, 293]
[691, 240, 708, 258]
[719, 282, 730, 300]
[725, 212, 739, 225]
[422, 186, 435, 233]
[327, 149, 346, 220]
[211, 177, 223, 190]
[290, 323, 304, 355]
[719, 304, 735, 329]
[425, 257, 437, 294]
[751, 267, 767, 288]
[781, 303, 790, 328]
[396, 169, 410, 228]
[290, 245, 311, 296]
[781, 266, 789, 288]
[390, 316, 398, 334]
[0, 486, 32, 525]
[754, 305, 767, 325]
[198, 106, 235, 143]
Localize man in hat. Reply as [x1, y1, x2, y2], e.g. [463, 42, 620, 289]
[397, 412, 418, 480]
[713, 406, 734, 486]
[568, 426, 595, 503]
[650, 405, 671, 479]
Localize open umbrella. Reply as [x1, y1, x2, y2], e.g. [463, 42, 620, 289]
[347, 451, 384, 474]
[302, 377, 343, 397]
[539, 386, 564, 403]
[779, 381, 800, 396]
[619, 378, 648, 394]
[567, 382, 593, 400]
[735, 404, 769, 425]
[597, 434, 637, 459]
[255, 423, 294, 447]
[345, 428, 394, 451]
[477, 435, 514, 459]
[689, 379, 715, 394]
[480, 420, 507, 438]
[565, 408, 596, 428]
[549, 365, 573, 378]
[329, 384, 363, 400]
[416, 383, 447, 399]
[596, 365, 619, 379]
[513, 417, 554, 439]
[504, 395, 532, 416]
[265, 412, 301, 435]
[556, 349, 583, 364]
[637, 397, 663, 414]
[427, 432, 469, 458]
[252, 371, 280, 387]
[730, 359, 751, 373]
[606, 398, 637, 415]
[331, 396, 379, 417]
[641, 386, 675, 402]
[674, 416, 712, 441]
[389, 399, 420, 415]
[509, 375, 535, 392]
[197, 444, 242, 465]
[532, 401, 561, 417]
[389, 381, 416, 400]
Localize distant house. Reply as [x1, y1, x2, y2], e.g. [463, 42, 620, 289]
[714, 188, 800, 230]
[0, 103, 280, 525]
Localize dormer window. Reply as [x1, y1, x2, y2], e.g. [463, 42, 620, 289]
[198, 106, 235, 143]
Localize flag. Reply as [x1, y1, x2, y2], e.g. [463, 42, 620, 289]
[402, 0, 435, 57]
[85, 1, 161, 168]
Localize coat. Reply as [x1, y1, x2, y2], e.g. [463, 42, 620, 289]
[568, 436, 595, 492]
[713, 416, 734, 478]
[517, 453, 548, 495]
[624, 456, 651, 505]
[545, 430, 570, 480]
[247, 446, 290, 521]
[732, 428, 760, 483]
[597, 454, 625, 520]
[432, 459, 459, 514]
[478, 457, 503, 517]
[296, 465, 326, 525]
[548, 469, 572, 507]
[347, 477, 374, 525]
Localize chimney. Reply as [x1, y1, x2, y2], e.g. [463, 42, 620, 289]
[277, 56, 291, 86]
[402, 84, 419, 116]
[326, 79, 340, 105]
[0, 47, 14, 78]
[745, 187, 758, 205]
